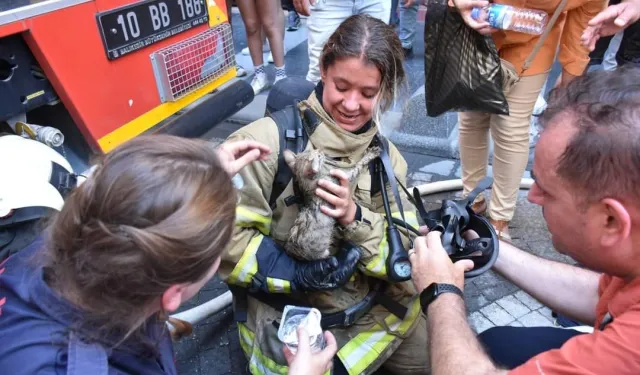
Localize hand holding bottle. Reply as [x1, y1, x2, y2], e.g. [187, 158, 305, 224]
[451, 0, 498, 35]
[471, 4, 549, 35]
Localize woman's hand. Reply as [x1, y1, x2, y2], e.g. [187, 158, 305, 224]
[316, 170, 357, 226]
[216, 140, 271, 176]
[451, 0, 498, 35]
[284, 327, 338, 375]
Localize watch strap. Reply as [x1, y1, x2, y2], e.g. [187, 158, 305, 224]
[420, 283, 463, 312]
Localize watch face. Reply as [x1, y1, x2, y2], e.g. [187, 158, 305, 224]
[393, 261, 412, 278]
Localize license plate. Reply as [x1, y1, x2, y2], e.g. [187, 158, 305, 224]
[97, 0, 209, 60]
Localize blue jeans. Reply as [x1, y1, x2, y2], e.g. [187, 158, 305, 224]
[398, 0, 419, 49]
[478, 326, 585, 369]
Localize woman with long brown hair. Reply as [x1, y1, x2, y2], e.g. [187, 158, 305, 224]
[0, 135, 335, 374]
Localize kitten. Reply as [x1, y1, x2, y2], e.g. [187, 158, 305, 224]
[283, 147, 381, 260]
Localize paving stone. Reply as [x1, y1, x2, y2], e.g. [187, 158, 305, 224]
[480, 303, 516, 326]
[514, 290, 544, 310]
[464, 282, 492, 313]
[473, 271, 519, 302]
[527, 240, 576, 264]
[195, 313, 235, 351]
[173, 336, 199, 362]
[537, 306, 555, 323]
[419, 160, 456, 176]
[495, 295, 531, 319]
[201, 275, 229, 291]
[409, 171, 434, 183]
[468, 311, 495, 333]
[177, 357, 200, 375]
[509, 320, 524, 327]
[510, 225, 552, 242]
[200, 347, 232, 375]
[518, 311, 556, 327]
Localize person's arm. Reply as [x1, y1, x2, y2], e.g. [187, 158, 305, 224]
[582, 0, 640, 50]
[493, 240, 600, 324]
[557, 0, 609, 85]
[322, 142, 420, 280]
[410, 232, 507, 375]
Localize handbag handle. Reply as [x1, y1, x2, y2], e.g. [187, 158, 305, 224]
[521, 0, 569, 74]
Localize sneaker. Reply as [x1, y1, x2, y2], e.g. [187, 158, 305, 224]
[287, 11, 301, 31]
[235, 64, 247, 77]
[251, 74, 270, 95]
[275, 72, 287, 84]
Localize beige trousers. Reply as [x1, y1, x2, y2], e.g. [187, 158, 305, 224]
[458, 72, 549, 221]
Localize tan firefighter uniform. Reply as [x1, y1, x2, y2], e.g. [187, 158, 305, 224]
[218, 90, 429, 375]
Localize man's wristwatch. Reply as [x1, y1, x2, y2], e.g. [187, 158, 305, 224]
[419, 283, 464, 313]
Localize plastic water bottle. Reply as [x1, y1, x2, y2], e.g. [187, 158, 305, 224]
[471, 4, 548, 35]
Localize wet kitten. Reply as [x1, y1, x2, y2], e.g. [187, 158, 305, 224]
[283, 147, 381, 260]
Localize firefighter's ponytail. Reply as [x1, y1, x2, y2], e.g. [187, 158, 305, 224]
[43, 134, 236, 351]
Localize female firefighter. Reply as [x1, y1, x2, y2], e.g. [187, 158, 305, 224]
[219, 14, 430, 375]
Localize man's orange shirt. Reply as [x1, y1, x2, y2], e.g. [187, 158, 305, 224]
[510, 275, 640, 374]
[492, 0, 607, 77]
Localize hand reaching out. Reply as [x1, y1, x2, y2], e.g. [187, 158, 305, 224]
[581, 0, 640, 50]
[216, 140, 271, 176]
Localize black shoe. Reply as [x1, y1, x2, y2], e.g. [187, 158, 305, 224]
[403, 47, 413, 58]
[287, 11, 301, 31]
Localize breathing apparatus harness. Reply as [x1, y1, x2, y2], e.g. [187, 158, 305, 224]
[270, 102, 499, 282]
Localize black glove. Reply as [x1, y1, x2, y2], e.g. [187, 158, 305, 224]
[294, 243, 362, 292]
[252, 237, 362, 293]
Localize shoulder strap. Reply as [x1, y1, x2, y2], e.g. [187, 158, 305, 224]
[268, 104, 308, 209]
[521, 0, 569, 74]
[67, 332, 109, 375]
[375, 135, 412, 243]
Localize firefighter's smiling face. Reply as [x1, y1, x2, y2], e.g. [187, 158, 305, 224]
[321, 57, 381, 133]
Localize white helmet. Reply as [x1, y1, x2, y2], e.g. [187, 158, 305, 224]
[0, 134, 76, 218]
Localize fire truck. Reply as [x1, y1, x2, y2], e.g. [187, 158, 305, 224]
[0, 0, 253, 172]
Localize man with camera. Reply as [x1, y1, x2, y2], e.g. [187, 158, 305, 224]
[409, 66, 640, 374]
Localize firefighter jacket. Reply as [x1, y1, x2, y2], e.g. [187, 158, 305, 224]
[218, 90, 424, 375]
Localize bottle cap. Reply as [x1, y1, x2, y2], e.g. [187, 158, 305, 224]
[471, 7, 480, 20]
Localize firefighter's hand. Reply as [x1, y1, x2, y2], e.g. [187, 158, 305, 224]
[294, 0, 316, 16]
[294, 245, 361, 292]
[409, 231, 474, 292]
[316, 170, 357, 226]
[582, 0, 640, 50]
[284, 327, 337, 375]
[216, 140, 271, 176]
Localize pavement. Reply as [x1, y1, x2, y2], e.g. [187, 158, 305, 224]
[173, 8, 579, 375]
